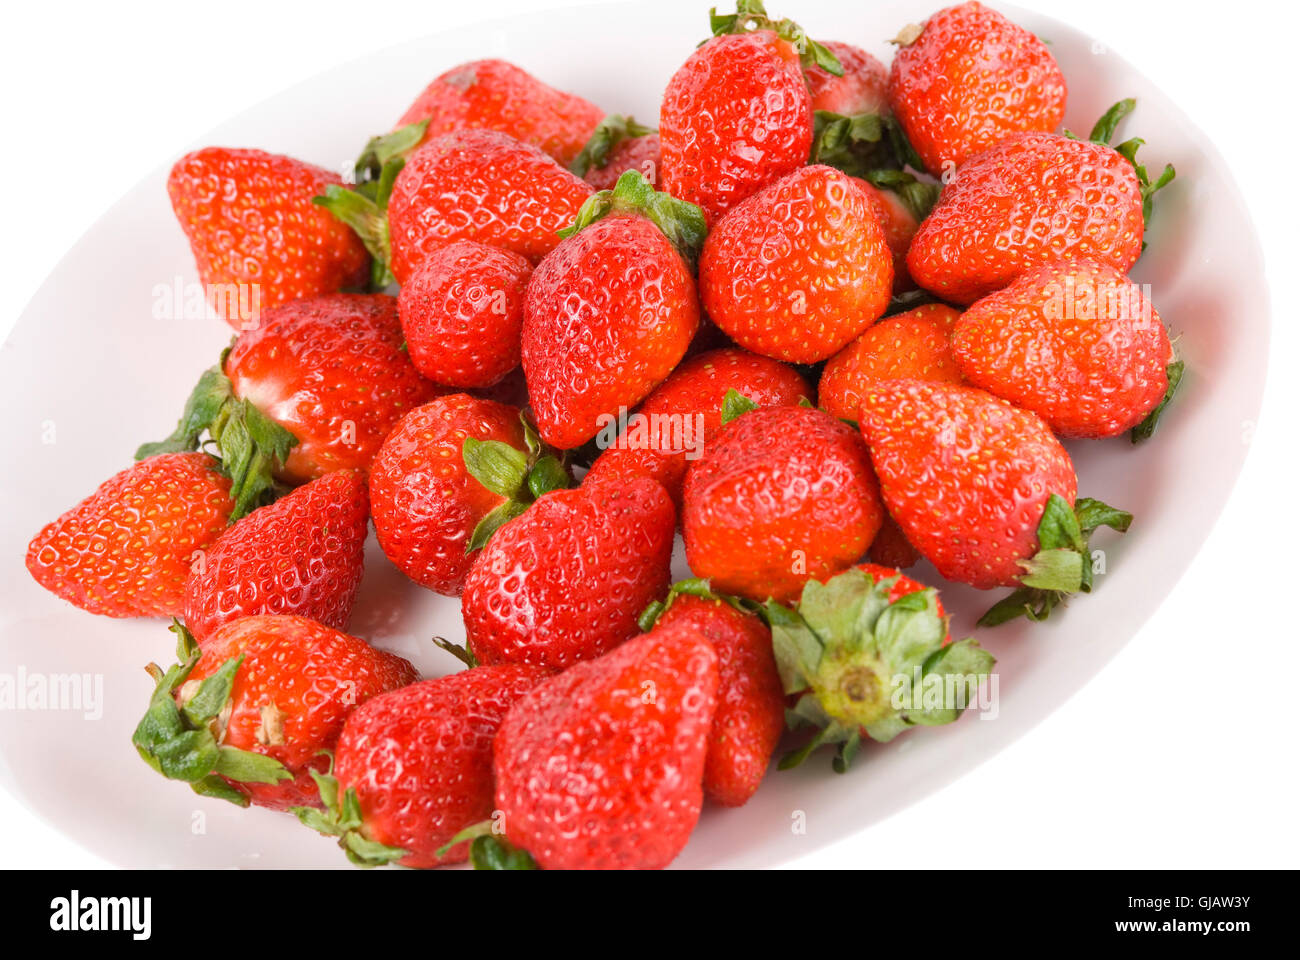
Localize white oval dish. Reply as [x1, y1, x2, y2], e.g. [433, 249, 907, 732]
[0, 0, 1269, 868]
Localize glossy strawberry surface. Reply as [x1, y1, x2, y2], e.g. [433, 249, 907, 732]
[333, 664, 548, 868]
[522, 215, 699, 450]
[888, 2, 1066, 176]
[907, 132, 1144, 304]
[27, 453, 233, 618]
[806, 40, 889, 115]
[583, 133, 661, 190]
[654, 595, 783, 807]
[953, 259, 1171, 437]
[493, 623, 719, 869]
[183, 614, 418, 810]
[398, 241, 532, 389]
[819, 303, 964, 421]
[700, 166, 892, 363]
[462, 476, 675, 670]
[224, 294, 438, 484]
[584, 347, 810, 506]
[660, 31, 812, 225]
[183, 470, 368, 642]
[370, 395, 526, 597]
[857, 380, 1077, 589]
[167, 148, 369, 329]
[683, 405, 885, 604]
[397, 59, 604, 165]
[387, 129, 593, 282]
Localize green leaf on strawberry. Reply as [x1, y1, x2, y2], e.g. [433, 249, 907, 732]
[135, 363, 298, 522]
[462, 411, 572, 552]
[132, 620, 292, 806]
[569, 114, 656, 178]
[291, 756, 410, 868]
[437, 821, 539, 869]
[558, 169, 708, 268]
[710, 0, 843, 75]
[978, 494, 1133, 626]
[1131, 359, 1185, 443]
[763, 567, 995, 771]
[353, 118, 430, 184]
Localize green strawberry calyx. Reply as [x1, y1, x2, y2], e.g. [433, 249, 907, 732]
[135, 359, 297, 523]
[290, 755, 410, 868]
[765, 567, 994, 772]
[132, 620, 292, 807]
[438, 821, 539, 869]
[462, 411, 571, 552]
[637, 577, 754, 632]
[710, 1, 843, 75]
[810, 115, 940, 221]
[568, 114, 657, 179]
[313, 119, 429, 289]
[979, 494, 1133, 627]
[558, 169, 708, 268]
[1131, 359, 1184, 444]
[1072, 99, 1176, 226]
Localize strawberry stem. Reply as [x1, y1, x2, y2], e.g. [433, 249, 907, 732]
[462, 412, 573, 552]
[710, 0, 843, 75]
[291, 758, 410, 868]
[558, 169, 708, 268]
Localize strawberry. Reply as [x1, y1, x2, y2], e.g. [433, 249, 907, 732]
[569, 114, 661, 190]
[857, 380, 1131, 622]
[699, 165, 893, 363]
[682, 402, 885, 604]
[369, 395, 569, 597]
[522, 171, 702, 450]
[767, 565, 992, 771]
[132, 616, 417, 810]
[887, 2, 1067, 178]
[387, 130, 593, 282]
[819, 303, 964, 422]
[660, 2, 834, 224]
[866, 516, 922, 570]
[462, 475, 675, 670]
[907, 99, 1175, 304]
[953, 260, 1175, 439]
[397, 240, 532, 389]
[294, 664, 547, 868]
[490, 622, 719, 869]
[584, 347, 810, 506]
[396, 59, 604, 166]
[167, 148, 370, 330]
[639, 582, 783, 807]
[859, 179, 921, 292]
[139, 294, 437, 514]
[183, 470, 368, 643]
[806, 41, 888, 116]
[26, 453, 233, 618]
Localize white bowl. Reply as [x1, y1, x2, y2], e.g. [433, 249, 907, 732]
[0, 0, 1269, 868]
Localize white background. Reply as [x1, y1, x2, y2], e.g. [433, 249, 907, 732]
[2, 0, 1296, 869]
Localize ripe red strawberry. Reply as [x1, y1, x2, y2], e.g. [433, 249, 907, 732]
[398, 241, 532, 388]
[858, 179, 920, 292]
[27, 453, 233, 618]
[133, 616, 417, 810]
[866, 516, 922, 570]
[952, 260, 1174, 438]
[396, 59, 604, 166]
[806, 41, 888, 116]
[819, 303, 964, 422]
[769, 565, 991, 770]
[183, 470, 368, 643]
[294, 664, 548, 868]
[584, 347, 810, 506]
[462, 475, 675, 670]
[887, 2, 1067, 177]
[569, 114, 661, 190]
[641, 584, 783, 807]
[387, 130, 593, 282]
[167, 148, 370, 330]
[907, 100, 1174, 304]
[683, 403, 885, 604]
[369, 394, 569, 597]
[699, 165, 893, 363]
[140, 294, 438, 514]
[660, 2, 833, 224]
[492, 622, 719, 869]
[857, 380, 1131, 622]
[522, 172, 702, 450]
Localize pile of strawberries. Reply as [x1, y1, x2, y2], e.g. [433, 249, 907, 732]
[25, 1, 1179, 869]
